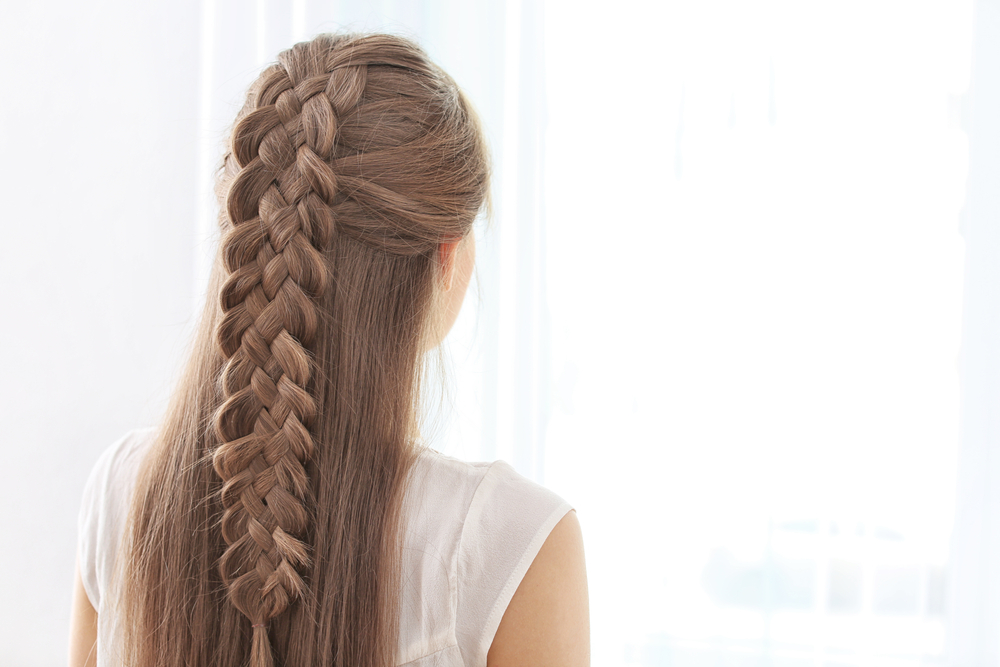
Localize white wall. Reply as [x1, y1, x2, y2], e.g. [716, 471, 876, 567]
[0, 3, 201, 665]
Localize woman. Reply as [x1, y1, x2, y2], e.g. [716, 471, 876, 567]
[68, 33, 588, 667]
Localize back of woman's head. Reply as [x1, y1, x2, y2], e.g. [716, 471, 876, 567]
[120, 33, 490, 667]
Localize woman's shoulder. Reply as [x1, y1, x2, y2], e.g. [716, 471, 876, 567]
[408, 448, 570, 518]
[405, 449, 492, 518]
[77, 427, 158, 610]
[403, 449, 572, 557]
[399, 448, 574, 666]
[87, 427, 157, 482]
[79, 426, 158, 532]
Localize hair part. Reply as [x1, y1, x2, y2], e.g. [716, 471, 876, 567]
[116, 33, 490, 667]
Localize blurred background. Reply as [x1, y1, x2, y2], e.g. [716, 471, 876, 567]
[2, 0, 999, 665]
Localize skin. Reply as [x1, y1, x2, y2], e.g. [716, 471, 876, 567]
[68, 559, 97, 667]
[487, 510, 590, 667]
[431, 233, 477, 348]
[68, 235, 590, 666]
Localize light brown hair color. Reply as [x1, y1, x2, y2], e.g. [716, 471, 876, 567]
[116, 33, 490, 667]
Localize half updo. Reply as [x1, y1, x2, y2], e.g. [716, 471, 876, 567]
[119, 33, 489, 667]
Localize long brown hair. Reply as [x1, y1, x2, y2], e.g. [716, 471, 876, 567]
[117, 33, 489, 667]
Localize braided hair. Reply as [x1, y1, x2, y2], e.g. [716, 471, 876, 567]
[118, 34, 490, 667]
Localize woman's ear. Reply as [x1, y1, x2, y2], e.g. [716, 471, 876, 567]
[428, 234, 476, 349]
[438, 239, 462, 291]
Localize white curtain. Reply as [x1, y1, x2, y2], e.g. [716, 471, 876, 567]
[950, 1, 1000, 665]
[542, 2, 972, 665]
[2, 1, 999, 666]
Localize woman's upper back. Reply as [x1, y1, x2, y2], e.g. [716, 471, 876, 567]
[77, 429, 571, 666]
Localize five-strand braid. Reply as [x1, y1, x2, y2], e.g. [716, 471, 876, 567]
[211, 38, 369, 665]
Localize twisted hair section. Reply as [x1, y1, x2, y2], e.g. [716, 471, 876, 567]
[118, 32, 490, 667]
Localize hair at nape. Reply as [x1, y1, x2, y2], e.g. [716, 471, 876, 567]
[117, 33, 490, 667]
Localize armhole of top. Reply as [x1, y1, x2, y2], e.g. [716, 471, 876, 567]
[77, 437, 123, 610]
[455, 461, 573, 666]
[478, 500, 572, 662]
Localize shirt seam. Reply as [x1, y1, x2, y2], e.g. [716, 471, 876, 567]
[453, 460, 502, 665]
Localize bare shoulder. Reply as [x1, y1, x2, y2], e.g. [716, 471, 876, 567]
[68, 561, 98, 667]
[487, 510, 590, 667]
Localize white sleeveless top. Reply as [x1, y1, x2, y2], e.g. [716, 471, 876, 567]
[77, 429, 572, 667]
